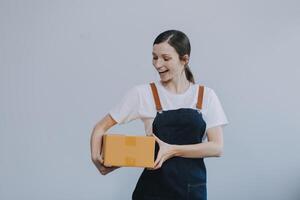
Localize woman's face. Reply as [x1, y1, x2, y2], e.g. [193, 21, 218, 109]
[152, 42, 187, 82]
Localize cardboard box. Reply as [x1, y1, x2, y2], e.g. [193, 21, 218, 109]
[102, 134, 155, 168]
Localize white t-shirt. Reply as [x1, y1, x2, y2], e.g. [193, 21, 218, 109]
[109, 81, 229, 141]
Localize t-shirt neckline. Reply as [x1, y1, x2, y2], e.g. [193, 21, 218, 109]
[157, 80, 193, 96]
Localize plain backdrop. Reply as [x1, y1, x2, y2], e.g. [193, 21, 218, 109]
[1, 0, 300, 200]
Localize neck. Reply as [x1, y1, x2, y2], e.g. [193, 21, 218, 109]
[161, 73, 191, 94]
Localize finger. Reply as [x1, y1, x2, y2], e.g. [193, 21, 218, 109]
[154, 164, 160, 170]
[158, 158, 164, 168]
[154, 152, 162, 167]
[99, 165, 112, 175]
[152, 133, 162, 143]
[99, 155, 104, 164]
[97, 164, 107, 175]
[154, 157, 164, 169]
[104, 163, 112, 167]
[154, 159, 159, 168]
[94, 158, 104, 169]
[154, 158, 161, 169]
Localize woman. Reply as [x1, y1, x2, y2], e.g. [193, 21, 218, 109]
[90, 30, 229, 200]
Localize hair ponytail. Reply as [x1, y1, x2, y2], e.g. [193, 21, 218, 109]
[184, 64, 195, 84]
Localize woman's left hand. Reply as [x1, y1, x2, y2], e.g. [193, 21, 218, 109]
[152, 133, 177, 170]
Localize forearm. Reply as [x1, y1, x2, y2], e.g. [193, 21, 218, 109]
[172, 141, 223, 158]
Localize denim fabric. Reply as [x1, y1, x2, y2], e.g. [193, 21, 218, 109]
[132, 108, 207, 200]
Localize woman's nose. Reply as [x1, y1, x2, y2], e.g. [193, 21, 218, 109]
[154, 58, 164, 69]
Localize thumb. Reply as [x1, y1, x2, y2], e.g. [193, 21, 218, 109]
[152, 133, 162, 144]
[154, 151, 162, 167]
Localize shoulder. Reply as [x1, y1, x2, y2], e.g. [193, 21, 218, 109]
[194, 83, 215, 97]
[133, 81, 163, 91]
[194, 83, 219, 109]
[130, 83, 152, 94]
[123, 83, 150, 94]
[125, 82, 154, 100]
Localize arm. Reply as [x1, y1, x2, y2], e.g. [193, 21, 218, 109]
[90, 113, 119, 175]
[173, 126, 224, 158]
[152, 126, 224, 169]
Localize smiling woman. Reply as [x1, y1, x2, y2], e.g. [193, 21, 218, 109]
[152, 30, 195, 89]
[90, 29, 229, 200]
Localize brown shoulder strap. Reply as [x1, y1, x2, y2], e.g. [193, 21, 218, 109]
[150, 82, 162, 112]
[196, 85, 205, 110]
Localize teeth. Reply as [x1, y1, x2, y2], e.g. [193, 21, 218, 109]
[159, 70, 168, 73]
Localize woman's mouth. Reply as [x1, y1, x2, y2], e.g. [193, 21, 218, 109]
[159, 70, 169, 74]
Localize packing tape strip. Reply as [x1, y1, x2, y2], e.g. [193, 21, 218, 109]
[125, 156, 136, 166]
[125, 136, 136, 146]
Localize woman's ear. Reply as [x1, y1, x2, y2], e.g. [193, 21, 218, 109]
[181, 54, 189, 65]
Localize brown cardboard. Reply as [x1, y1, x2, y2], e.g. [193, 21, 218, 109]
[102, 134, 155, 168]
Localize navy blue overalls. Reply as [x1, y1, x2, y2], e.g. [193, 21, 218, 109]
[132, 82, 207, 200]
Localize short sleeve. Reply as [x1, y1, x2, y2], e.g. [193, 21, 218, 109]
[204, 89, 229, 129]
[108, 86, 141, 124]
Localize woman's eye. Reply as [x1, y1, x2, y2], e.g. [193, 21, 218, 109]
[152, 57, 170, 61]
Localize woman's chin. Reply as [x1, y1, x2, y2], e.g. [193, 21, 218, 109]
[160, 77, 171, 83]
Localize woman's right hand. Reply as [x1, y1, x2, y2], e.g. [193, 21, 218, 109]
[92, 154, 119, 175]
[90, 114, 119, 175]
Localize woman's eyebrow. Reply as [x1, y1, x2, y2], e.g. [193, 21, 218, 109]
[152, 52, 171, 56]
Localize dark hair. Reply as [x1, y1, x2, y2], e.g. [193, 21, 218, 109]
[153, 30, 195, 84]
